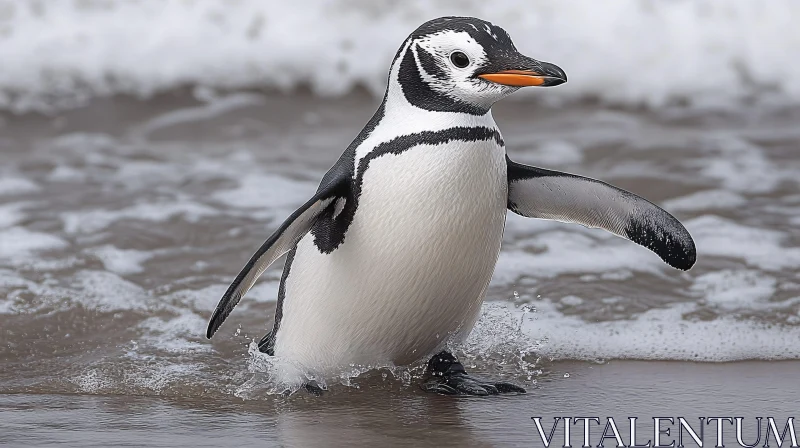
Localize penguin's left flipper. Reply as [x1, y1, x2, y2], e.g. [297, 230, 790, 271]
[206, 178, 347, 339]
[506, 157, 696, 270]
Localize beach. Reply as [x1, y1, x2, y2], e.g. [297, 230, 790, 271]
[2, 1, 800, 445]
[2, 360, 797, 447]
[1, 91, 798, 446]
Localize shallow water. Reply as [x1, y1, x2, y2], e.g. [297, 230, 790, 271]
[1, 91, 799, 445]
[2, 361, 798, 447]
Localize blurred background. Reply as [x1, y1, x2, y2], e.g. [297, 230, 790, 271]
[1, 1, 799, 446]
[1, 0, 800, 111]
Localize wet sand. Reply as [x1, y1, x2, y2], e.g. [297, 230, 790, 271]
[2, 360, 797, 447]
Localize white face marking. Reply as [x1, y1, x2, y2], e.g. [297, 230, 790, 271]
[413, 30, 518, 110]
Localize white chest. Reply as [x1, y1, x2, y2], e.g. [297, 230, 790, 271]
[274, 137, 508, 372]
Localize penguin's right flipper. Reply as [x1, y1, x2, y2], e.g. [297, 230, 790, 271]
[206, 178, 347, 339]
[506, 157, 696, 271]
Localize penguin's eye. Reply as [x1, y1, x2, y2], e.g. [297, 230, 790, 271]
[450, 51, 470, 68]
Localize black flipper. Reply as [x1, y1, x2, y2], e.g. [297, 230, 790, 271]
[206, 177, 348, 339]
[421, 351, 526, 396]
[506, 157, 696, 270]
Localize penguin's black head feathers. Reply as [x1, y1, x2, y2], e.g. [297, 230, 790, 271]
[390, 16, 567, 115]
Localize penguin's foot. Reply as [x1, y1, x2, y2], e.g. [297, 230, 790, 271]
[304, 380, 325, 396]
[421, 351, 526, 396]
[257, 332, 274, 355]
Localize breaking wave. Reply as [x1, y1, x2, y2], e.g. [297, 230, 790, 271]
[1, 0, 799, 113]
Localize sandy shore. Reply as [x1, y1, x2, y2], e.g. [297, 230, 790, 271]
[2, 360, 797, 447]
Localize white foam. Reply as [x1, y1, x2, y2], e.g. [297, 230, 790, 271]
[0, 226, 68, 259]
[61, 200, 218, 234]
[560, 295, 584, 306]
[695, 136, 795, 194]
[2, 1, 800, 112]
[0, 268, 69, 314]
[47, 165, 87, 182]
[238, 339, 423, 397]
[690, 269, 780, 310]
[87, 245, 155, 275]
[2, 266, 155, 314]
[161, 284, 228, 313]
[137, 312, 210, 353]
[212, 173, 315, 212]
[663, 189, 747, 212]
[0, 177, 39, 195]
[687, 215, 800, 271]
[73, 369, 115, 394]
[73, 362, 206, 394]
[505, 300, 800, 362]
[0, 202, 27, 228]
[69, 270, 149, 311]
[0, 269, 24, 314]
[125, 362, 207, 394]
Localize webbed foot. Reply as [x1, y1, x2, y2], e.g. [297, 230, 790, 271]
[257, 332, 274, 355]
[304, 380, 325, 396]
[421, 351, 526, 396]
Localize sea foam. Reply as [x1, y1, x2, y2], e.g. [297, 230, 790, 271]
[501, 301, 800, 362]
[1, 0, 799, 113]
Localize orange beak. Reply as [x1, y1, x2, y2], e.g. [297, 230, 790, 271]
[478, 70, 548, 87]
[477, 59, 566, 87]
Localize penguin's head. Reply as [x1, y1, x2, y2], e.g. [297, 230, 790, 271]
[392, 16, 567, 114]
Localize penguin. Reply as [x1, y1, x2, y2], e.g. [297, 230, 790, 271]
[206, 16, 696, 395]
